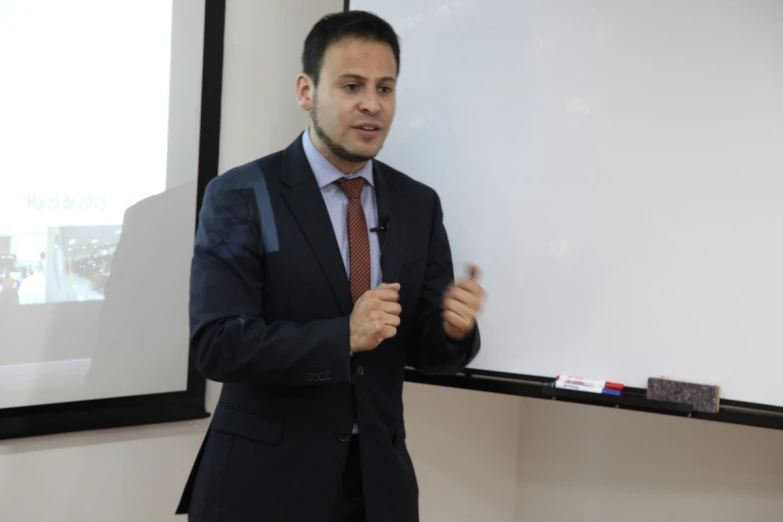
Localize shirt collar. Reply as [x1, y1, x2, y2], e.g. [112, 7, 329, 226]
[302, 126, 374, 189]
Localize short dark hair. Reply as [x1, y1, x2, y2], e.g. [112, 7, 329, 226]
[302, 10, 400, 86]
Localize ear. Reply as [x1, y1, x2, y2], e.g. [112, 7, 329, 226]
[296, 73, 314, 111]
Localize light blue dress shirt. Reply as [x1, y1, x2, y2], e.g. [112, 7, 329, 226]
[302, 127, 383, 435]
[301, 126, 382, 290]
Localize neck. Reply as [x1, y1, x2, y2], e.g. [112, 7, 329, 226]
[309, 125, 366, 175]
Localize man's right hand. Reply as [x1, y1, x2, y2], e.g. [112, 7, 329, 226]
[349, 283, 402, 353]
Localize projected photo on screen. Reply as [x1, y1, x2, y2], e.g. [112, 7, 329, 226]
[0, 230, 47, 305]
[0, 0, 205, 410]
[0, 226, 120, 305]
[56, 226, 119, 302]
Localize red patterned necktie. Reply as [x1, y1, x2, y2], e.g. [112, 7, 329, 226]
[335, 177, 371, 302]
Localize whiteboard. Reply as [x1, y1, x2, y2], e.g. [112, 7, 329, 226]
[351, 0, 783, 407]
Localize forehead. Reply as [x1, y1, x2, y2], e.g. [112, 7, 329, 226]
[320, 36, 397, 80]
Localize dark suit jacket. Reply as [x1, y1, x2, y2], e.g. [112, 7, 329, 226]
[176, 134, 480, 522]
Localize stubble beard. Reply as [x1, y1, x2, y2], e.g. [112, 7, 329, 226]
[310, 104, 378, 164]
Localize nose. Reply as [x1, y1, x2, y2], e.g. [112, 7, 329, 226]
[358, 91, 382, 115]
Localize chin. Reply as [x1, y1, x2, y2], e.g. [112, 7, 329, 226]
[354, 142, 383, 158]
[358, 146, 381, 158]
[336, 148, 374, 163]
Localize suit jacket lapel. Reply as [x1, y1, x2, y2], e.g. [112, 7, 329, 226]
[280, 136, 353, 315]
[373, 162, 402, 286]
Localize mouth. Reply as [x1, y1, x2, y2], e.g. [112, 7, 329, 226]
[352, 123, 382, 140]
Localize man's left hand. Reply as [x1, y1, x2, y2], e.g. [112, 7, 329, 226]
[442, 264, 485, 341]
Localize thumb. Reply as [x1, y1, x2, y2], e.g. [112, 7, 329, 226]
[379, 282, 401, 291]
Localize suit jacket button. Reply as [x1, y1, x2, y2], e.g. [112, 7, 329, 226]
[338, 430, 351, 442]
[356, 365, 365, 376]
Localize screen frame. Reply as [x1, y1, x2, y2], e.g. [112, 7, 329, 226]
[0, 0, 225, 440]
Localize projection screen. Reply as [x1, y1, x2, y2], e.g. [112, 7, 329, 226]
[0, 0, 222, 437]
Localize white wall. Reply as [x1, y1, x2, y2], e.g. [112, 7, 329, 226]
[512, 399, 783, 521]
[404, 383, 783, 522]
[2, 1, 783, 521]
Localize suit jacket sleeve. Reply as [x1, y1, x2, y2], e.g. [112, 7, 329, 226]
[188, 176, 351, 385]
[406, 190, 481, 374]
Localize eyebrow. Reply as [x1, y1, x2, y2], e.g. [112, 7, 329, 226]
[337, 73, 396, 83]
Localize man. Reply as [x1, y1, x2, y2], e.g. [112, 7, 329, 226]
[177, 10, 485, 522]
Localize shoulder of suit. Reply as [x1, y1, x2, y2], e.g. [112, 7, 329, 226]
[375, 159, 438, 200]
[207, 152, 282, 192]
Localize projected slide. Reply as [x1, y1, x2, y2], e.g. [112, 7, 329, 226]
[0, 1, 171, 306]
[0, 0, 203, 409]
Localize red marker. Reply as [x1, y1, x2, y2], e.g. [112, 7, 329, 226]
[556, 375, 624, 392]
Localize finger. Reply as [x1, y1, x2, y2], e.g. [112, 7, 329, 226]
[466, 264, 480, 281]
[372, 311, 400, 328]
[455, 277, 483, 296]
[442, 309, 472, 332]
[373, 319, 385, 335]
[443, 321, 464, 340]
[381, 301, 402, 315]
[382, 324, 398, 339]
[373, 288, 400, 302]
[446, 285, 482, 310]
[443, 296, 475, 323]
[377, 282, 401, 291]
[381, 312, 401, 327]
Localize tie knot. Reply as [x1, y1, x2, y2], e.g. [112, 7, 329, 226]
[335, 177, 365, 200]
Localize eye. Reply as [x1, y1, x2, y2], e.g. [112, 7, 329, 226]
[379, 86, 394, 94]
[343, 83, 359, 92]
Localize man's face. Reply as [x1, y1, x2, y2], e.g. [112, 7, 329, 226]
[297, 37, 397, 170]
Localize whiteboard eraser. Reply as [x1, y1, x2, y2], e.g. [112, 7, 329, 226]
[646, 377, 720, 413]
